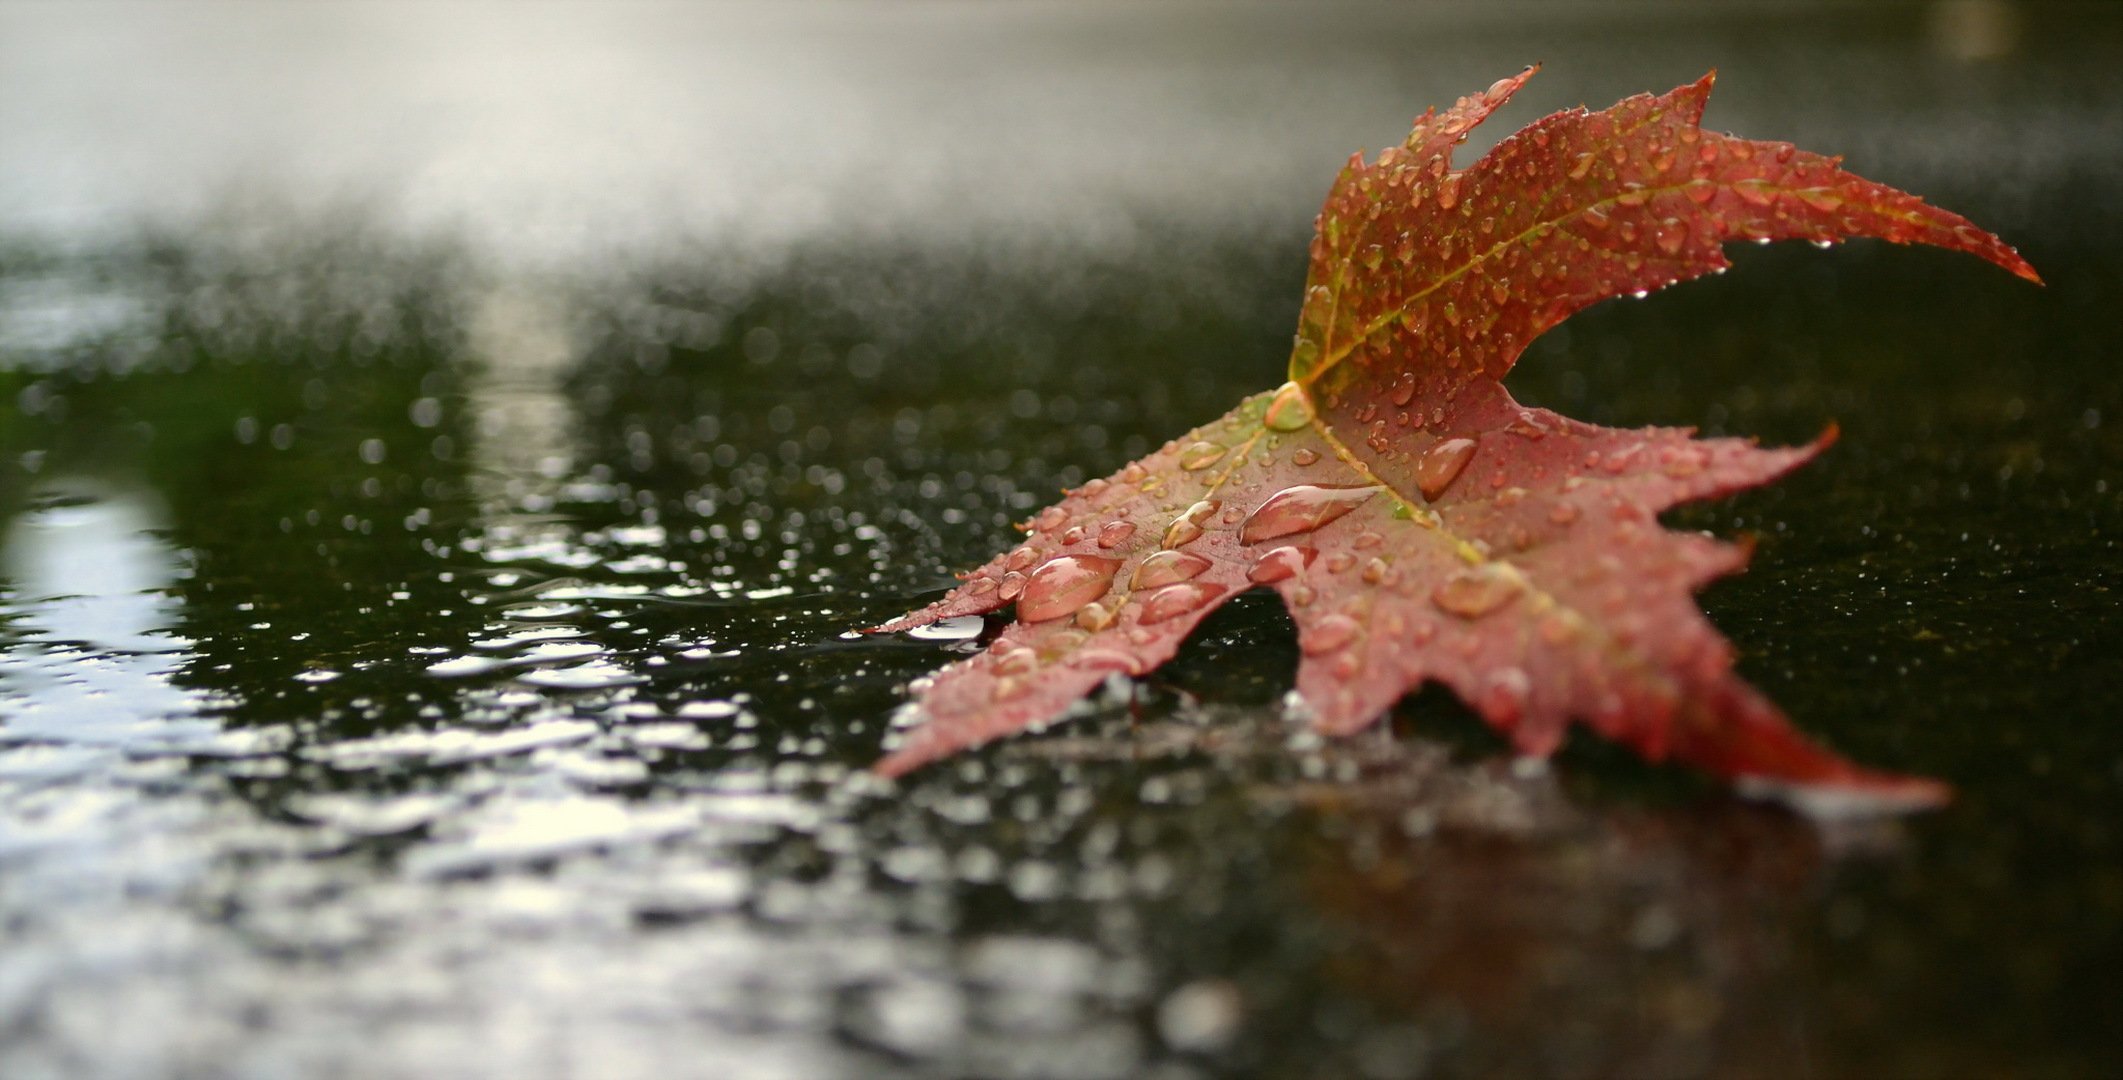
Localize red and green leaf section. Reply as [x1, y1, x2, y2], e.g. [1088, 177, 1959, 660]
[867, 69, 2038, 815]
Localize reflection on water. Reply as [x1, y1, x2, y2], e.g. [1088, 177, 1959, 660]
[0, 482, 220, 750]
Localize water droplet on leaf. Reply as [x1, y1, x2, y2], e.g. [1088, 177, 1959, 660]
[1138, 582, 1227, 625]
[1415, 438, 1479, 500]
[1432, 563, 1519, 618]
[1131, 550, 1213, 590]
[1239, 485, 1377, 544]
[1016, 555, 1123, 622]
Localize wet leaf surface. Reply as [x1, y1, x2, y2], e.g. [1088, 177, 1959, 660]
[873, 72, 2034, 813]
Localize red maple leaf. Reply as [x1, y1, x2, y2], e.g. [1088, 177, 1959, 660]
[868, 69, 2038, 814]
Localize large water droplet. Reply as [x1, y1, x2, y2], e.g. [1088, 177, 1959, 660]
[1300, 613, 1362, 656]
[1264, 382, 1315, 431]
[1239, 485, 1377, 545]
[1016, 555, 1123, 622]
[1005, 546, 1037, 572]
[1137, 582, 1227, 625]
[1162, 499, 1221, 549]
[1292, 448, 1320, 467]
[1178, 440, 1228, 471]
[1132, 550, 1213, 590]
[1246, 545, 1316, 584]
[1431, 563, 1518, 618]
[1415, 438, 1479, 500]
[1096, 521, 1137, 549]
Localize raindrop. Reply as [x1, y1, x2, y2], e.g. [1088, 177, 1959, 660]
[993, 647, 1039, 676]
[1178, 441, 1228, 471]
[1415, 438, 1479, 500]
[1389, 374, 1418, 407]
[1005, 546, 1038, 572]
[998, 572, 1028, 601]
[1432, 563, 1519, 618]
[1300, 613, 1362, 656]
[1138, 582, 1227, 625]
[1096, 521, 1137, 548]
[1246, 545, 1316, 584]
[1481, 667, 1532, 720]
[1132, 550, 1213, 590]
[1239, 485, 1377, 545]
[1035, 507, 1068, 531]
[1075, 598, 1121, 632]
[1264, 383, 1315, 431]
[1073, 648, 1142, 674]
[1436, 174, 1463, 210]
[1161, 500, 1221, 549]
[1016, 555, 1123, 622]
[1653, 219, 1687, 255]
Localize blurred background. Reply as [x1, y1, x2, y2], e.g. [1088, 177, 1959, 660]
[1, 3, 2118, 1078]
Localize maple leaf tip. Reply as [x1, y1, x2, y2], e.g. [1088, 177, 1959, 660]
[1736, 772, 1953, 820]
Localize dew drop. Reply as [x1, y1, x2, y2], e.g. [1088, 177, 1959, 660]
[1246, 545, 1316, 584]
[1096, 521, 1137, 549]
[1415, 438, 1479, 500]
[1016, 554, 1123, 622]
[1797, 189, 1843, 212]
[1568, 152, 1594, 180]
[993, 647, 1038, 676]
[1300, 613, 1362, 656]
[1239, 485, 1378, 545]
[1132, 550, 1213, 590]
[1292, 447, 1320, 467]
[1389, 373, 1418, 407]
[1035, 507, 1069, 531]
[1324, 552, 1355, 574]
[1062, 526, 1086, 544]
[1178, 440, 1228, 471]
[1138, 582, 1227, 625]
[1431, 563, 1519, 618]
[963, 576, 1000, 598]
[1005, 546, 1038, 572]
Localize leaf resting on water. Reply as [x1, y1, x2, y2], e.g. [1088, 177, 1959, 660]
[868, 69, 2038, 814]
